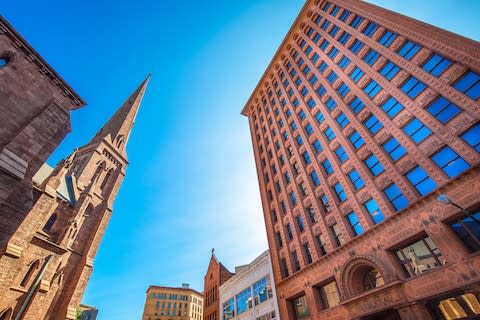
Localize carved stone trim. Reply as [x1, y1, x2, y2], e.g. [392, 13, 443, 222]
[0, 147, 28, 180]
[4, 242, 23, 258]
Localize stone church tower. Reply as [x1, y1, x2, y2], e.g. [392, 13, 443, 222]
[0, 74, 150, 320]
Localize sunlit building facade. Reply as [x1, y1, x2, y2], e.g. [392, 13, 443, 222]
[242, 0, 480, 319]
[219, 251, 279, 320]
[143, 285, 204, 320]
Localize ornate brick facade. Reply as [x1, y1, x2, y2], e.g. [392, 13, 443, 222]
[203, 252, 234, 320]
[242, 1, 480, 319]
[0, 16, 150, 319]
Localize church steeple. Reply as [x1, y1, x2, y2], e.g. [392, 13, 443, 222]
[90, 74, 150, 152]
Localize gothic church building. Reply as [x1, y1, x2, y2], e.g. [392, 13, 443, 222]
[0, 16, 149, 320]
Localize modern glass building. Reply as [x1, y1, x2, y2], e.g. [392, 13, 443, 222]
[241, 0, 480, 319]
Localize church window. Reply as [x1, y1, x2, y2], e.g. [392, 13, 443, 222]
[43, 213, 57, 232]
[20, 259, 39, 287]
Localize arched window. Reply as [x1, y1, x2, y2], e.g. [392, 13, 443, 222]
[43, 213, 57, 232]
[100, 168, 112, 191]
[20, 259, 40, 287]
[115, 135, 124, 149]
[0, 308, 13, 320]
[362, 267, 384, 291]
[0, 57, 8, 68]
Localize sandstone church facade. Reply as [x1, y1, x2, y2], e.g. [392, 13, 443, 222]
[0, 16, 149, 320]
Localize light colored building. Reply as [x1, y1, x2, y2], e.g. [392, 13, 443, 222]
[219, 251, 279, 320]
[143, 284, 204, 320]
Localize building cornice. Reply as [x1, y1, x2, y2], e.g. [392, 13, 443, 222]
[0, 15, 86, 109]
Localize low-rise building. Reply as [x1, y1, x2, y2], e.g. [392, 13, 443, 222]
[219, 251, 279, 320]
[143, 284, 203, 320]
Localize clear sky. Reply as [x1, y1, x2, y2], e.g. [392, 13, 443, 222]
[2, 0, 479, 319]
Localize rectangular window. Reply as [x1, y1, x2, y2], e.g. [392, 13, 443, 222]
[348, 169, 365, 190]
[401, 76, 426, 99]
[292, 295, 309, 319]
[275, 232, 283, 248]
[364, 198, 384, 224]
[311, 53, 320, 63]
[315, 234, 327, 256]
[335, 145, 349, 163]
[309, 74, 318, 85]
[315, 111, 325, 124]
[350, 66, 364, 83]
[349, 130, 365, 149]
[313, 139, 323, 153]
[329, 25, 340, 38]
[383, 183, 409, 211]
[364, 154, 384, 176]
[320, 194, 331, 213]
[236, 287, 252, 314]
[349, 96, 365, 113]
[338, 31, 351, 45]
[325, 97, 337, 111]
[379, 61, 400, 80]
[316, 85, 327, 97]
[363, 49, 380, 65]
[383, 137, 406, 161]
[453, 70, 480, 100]
[403, 118, 432, 144]
[307, 97, 316, 109]
[364, 114, 383, 134]
[397, 40, 421, 60]
[461, 123, 480, 152]
[405, 166, 437, 196]
[296, 135, 304, 146]
[303, 243, 313, 264]
[290, 191, 298, 206]
[330, 223, 345, 246]
[330, 5, 340, 16]
[426, 96, 461, 124]
[292, 251, 301, 272]
[324, 127, 336, 141]
[328, 47, 339, 59]
[337, 82, 351, 97]
[431, 146, 470, 178]
[318, 61, 328, 73]
[296, 215, 305, 232]
[320, 39, 330, 51]
[305, 123, 314, 136]
[322, 159, 334, 175]
[336, 112, 350, 128]
[321, 20, 330, 31]
[395, 236, 445, 277]
[422, 53, 452, 76]
[349, 16, 363, 29]
[334, 183, 347, 202]
[307, 206, 317, 223]
[339, 10, 350, 21]
[381, 96, 404, 118]
[378, 30, 397, 47]
[364, 80, 382, 98]
[327, 71, 338, 84]
[350, 39, 364, 54]
[347, 211, 364, 235]
[281, 258, 289, 278]
[311, 170, 321, 186]
[303, 151, 312, 164]
[317, 280, 340, 309]
[450, 210, 480, 252]
[298, 110, 306, 120]
[338, 56, 350, 69]
[362, 21, 378, 37]
[286, 224, 294, 240]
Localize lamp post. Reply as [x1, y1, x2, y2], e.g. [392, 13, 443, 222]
[437, 194, 471, 217]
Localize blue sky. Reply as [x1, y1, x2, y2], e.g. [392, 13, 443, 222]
[2, 0, 479, 319]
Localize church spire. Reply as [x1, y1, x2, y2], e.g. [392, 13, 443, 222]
[90, 74, 150, 152]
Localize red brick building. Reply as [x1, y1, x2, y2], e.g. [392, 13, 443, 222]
[242, 1, 480, 319]
[0, 16, 150, 320]
[203, 252, 234, 320]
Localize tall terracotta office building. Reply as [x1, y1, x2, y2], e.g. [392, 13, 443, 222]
[242, 1, 480, 319]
